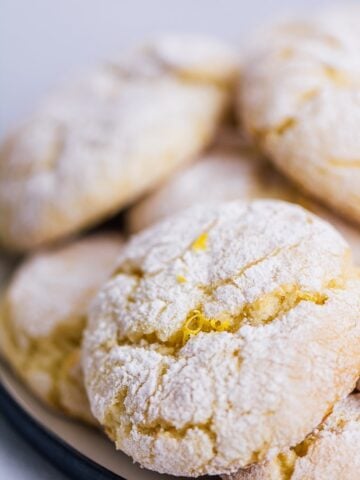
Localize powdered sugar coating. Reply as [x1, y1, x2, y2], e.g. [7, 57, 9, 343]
[0, 234, 123, 423]
[83, 200, 360, 476]
[7, 235, 122, 337]
[225, 394, 360, 480]
[127, 131, 360, 264]
[239, 6, 360, 226]
[0, 35, 238, 251]
[147, 34, 240, 85]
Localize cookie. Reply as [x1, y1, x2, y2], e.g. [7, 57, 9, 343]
[83, 200, 360, 476]
[0, 234, 122, 423]
[239, 7, 360, 226]
[126, 132, 360, 264]
[0, 35, 238, 252]
[224, 394, 360, 480]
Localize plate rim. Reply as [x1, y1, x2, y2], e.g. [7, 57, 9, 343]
[0, 381, 125, 480]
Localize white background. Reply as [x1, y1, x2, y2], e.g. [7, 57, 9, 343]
[0, 0, 340, 478]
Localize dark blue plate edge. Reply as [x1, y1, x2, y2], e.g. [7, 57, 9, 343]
[0, 381, 124, 480]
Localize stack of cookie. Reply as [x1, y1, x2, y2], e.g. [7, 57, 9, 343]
[1, 6, 360, 479]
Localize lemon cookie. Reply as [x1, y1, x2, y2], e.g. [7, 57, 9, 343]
[239, 7, 360, 226]
[224, 393, 360, 480]
[0, 35, 238, 252]
[0, 234, 122, 423]
[83, 200, 360, 476]
[127, 132, 360, 263]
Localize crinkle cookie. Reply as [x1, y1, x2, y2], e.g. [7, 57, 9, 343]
[126, 131, 360, 264]
[0, 234, 122, 423]
[239, 7, 360, 226]
[224, 394, 360, 480]
[83, 200, 360, 476]
[0, 35, 238, 252]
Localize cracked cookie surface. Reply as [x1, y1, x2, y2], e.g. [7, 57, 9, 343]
[126, 130, 360, 264]
[239, 6, 360, 226]
[0, 35, 238, 251]
[83, 200, 360, 476]
[224, 393, 360, 480]
[0, 234, 122, 424]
